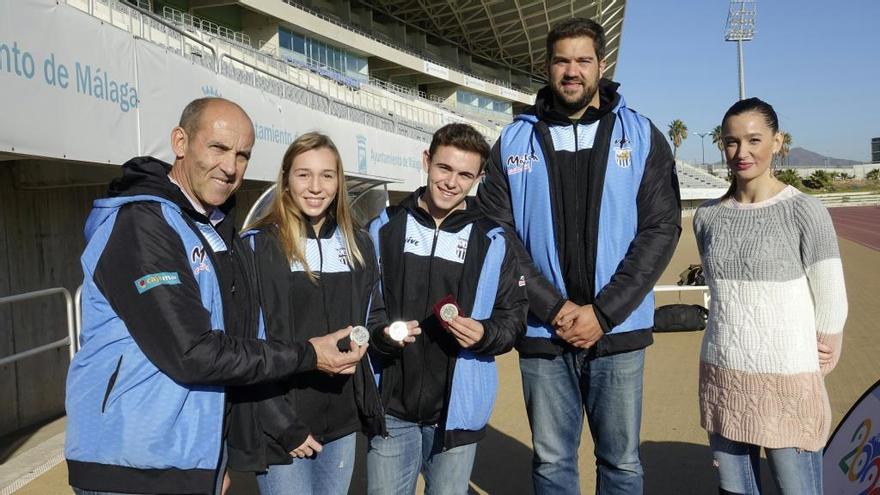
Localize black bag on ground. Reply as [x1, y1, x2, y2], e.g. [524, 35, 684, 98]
[677, 264, 705, 286]
[654, 304, 708, 332]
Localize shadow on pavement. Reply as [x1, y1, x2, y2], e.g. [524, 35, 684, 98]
[0, 415, 63, 464]
[230, 427, 535, 495]
[642, 441, 776, 494]
[226, 436, 780, 494]
[469, 425, 534, 494]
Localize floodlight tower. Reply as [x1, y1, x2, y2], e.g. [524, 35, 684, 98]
[725, 0, 756, 100]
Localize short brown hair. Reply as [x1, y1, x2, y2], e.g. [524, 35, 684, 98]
[546, 18, 606, 63]
[428, 123, 490, 173]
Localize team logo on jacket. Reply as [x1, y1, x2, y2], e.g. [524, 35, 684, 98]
[614, 138, 632, 168]
[505, 153, 539, 175]
[337, 246, 350, 266]
[456, 238, 468, 261]
[191, 246, 211, 275]
[134, 272, 181, 294]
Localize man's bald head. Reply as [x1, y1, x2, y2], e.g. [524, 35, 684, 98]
[178, 97, 252, 138]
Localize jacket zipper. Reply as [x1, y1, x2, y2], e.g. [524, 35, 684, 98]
[417, 226, 441, 421]
[315, 234, 332, 435]
[572, 123, 589, 299]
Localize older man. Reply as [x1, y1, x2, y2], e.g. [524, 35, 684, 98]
[65, 98, 364, 495]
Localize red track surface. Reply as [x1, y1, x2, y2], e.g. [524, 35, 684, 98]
[829, 206, 880, 252]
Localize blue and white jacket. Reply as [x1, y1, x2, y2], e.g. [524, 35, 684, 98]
[65, 157, 315, 494]
[367, 189, 527, 449]
[477, 81, 681, 357]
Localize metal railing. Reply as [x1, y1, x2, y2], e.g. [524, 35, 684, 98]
[0, 288, 77, 367]
[74, 0, 217, 69]
[161, 5, 251, 47]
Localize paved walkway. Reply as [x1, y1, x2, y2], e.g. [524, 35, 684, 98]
[5, 217, 879, 494]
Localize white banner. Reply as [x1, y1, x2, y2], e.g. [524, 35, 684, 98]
[424, 61, 450, 80]
[824, 379, 880, 494]
[464, 75, 487, 92]
[2, 0, 426, 192]
[0, 0, 139, 165]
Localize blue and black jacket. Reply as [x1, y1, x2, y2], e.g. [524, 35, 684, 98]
[477, 80, 681, 357]
[65, 157, 317, 494]
[367, 189, 527, 449]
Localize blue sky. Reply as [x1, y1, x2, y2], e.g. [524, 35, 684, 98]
[614, 0, 880, 164]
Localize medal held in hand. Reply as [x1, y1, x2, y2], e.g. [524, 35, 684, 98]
[388, 321, 409, 342]
[351, 325, 369, 346]
[337, 325, 370, 351]
[433, 295, 462, 329]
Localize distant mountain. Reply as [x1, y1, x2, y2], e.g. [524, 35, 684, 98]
[783, 147, 862, 168]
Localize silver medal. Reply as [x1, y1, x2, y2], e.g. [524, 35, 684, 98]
[388, 321, 408, 342]
[440, 303, 459, 322]
[351, 325, 369, 346]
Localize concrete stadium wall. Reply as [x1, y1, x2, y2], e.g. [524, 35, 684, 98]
[0, 159, 111, 436]
[788, 163, 880, 179]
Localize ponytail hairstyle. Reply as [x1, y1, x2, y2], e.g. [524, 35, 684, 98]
[248, 132, 364, 281]
[720, 97, 780, 199]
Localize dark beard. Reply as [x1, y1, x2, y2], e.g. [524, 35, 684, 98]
[552, 83, 598, 115]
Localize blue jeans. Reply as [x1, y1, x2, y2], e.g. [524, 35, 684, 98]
[367, 414, 478, 495]
[520, 349, 645, 495]
[256, 433, 356, 495]
[709, 433, 822, 495]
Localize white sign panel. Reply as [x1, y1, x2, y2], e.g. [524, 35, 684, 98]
[464, 76, 486, 92]
[0, 0, 139, 164]
[424, 61, 450, 80]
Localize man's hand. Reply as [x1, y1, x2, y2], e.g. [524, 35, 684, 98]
[446, 316, 484, 349]
[383, 320, 421, 347]
[554, 302, 604, 349]
[553, 300, 580, 327]
[290, 434, 323, 458]
[309, 327, 368, 375]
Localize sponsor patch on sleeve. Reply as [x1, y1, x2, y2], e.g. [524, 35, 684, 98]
[134, 272, 181, 294]
[518, 275, 526, 287]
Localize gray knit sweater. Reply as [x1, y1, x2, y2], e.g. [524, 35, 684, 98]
[693, 186, 847, 451]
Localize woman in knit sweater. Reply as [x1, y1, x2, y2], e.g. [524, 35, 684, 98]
[693, 98, 848, 494]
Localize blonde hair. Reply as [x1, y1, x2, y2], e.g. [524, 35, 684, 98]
[248, 132, 364, 281]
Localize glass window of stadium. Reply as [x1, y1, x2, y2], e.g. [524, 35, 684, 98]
[457, 90, 513, 117]
[278, 27, 368, 83]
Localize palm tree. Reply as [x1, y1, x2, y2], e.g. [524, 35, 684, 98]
[779, 132, 793, 167]
[774, 168, 801, 188]
[710, 125, 723, 173]
[668, 120, 688, 160]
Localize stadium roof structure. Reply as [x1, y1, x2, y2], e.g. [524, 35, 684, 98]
[355, 0, 626, 84]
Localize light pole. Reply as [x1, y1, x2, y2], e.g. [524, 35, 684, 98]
[725, 1, 756, 100]
[697, 132, 709, 173]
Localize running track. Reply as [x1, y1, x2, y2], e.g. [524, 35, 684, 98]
[829, 206, 880, 252]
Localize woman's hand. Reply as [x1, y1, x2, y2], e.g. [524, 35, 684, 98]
[290, 434, 323, 458]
